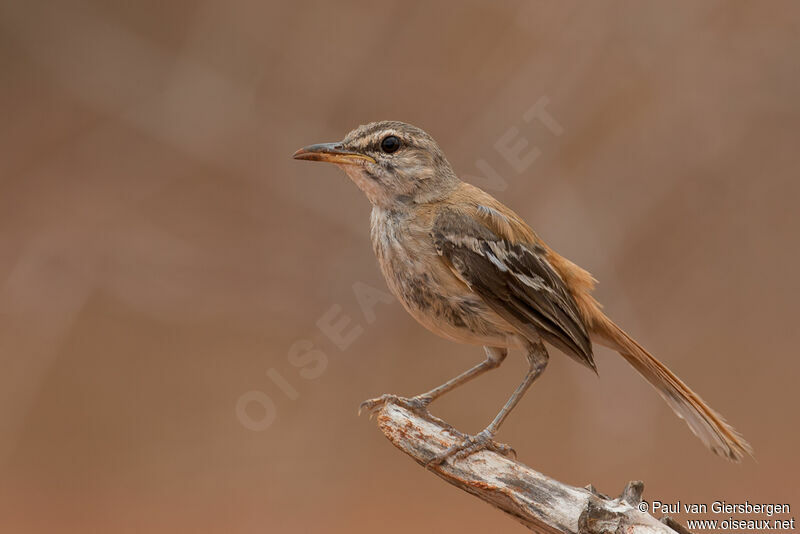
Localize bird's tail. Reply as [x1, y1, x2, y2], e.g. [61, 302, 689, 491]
[591, 313, 752, 461]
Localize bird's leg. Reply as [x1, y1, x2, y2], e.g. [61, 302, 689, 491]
[358, 347, 507, 420]
[427, 340, 549, 466]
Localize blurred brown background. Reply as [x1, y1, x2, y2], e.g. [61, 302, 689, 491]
[2, 1, 799, 532]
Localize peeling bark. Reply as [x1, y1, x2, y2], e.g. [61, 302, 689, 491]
[374, 403, 686, 534]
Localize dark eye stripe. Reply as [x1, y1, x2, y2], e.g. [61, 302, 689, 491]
[349, 132, 422, 153]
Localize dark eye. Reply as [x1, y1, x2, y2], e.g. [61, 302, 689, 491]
[380, 135, 401, 154]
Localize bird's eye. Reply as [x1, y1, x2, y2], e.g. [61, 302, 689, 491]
[380, 135, 401, 154]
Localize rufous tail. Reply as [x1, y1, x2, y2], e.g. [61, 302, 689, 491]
[591, 313, 752, 462]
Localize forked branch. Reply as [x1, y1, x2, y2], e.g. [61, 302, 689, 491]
[374, 403, 686, 534]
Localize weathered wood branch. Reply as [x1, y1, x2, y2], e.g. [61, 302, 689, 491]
[374, 403, 685, 534]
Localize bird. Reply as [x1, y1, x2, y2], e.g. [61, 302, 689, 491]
[292, 120, 752, 464]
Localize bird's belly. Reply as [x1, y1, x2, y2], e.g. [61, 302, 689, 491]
[373, 228, 510, 347]
[403, 293, 510, 347]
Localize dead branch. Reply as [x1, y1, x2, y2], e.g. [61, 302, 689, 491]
[374, 403, 685, 534]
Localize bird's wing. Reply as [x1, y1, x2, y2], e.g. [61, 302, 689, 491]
[432, 208, 595, 370]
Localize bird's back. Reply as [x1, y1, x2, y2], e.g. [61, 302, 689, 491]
[447, 182, 604, 330]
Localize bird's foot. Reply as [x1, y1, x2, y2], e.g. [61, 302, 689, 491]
[426, 429, 516, 467]
[358, 393, 432, 419]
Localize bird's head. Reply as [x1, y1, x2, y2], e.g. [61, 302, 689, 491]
[293, 121, 459, 208]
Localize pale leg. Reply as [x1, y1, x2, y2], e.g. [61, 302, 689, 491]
[428, 339, 549, 465]
[359, 346, 508, 416]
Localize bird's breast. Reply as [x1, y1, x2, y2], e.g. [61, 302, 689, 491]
[369, 207, 509, 346]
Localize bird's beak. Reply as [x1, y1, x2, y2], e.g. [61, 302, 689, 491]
[292, 142, 376, 165]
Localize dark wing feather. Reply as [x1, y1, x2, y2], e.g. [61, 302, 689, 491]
[432, 210, 595, 370]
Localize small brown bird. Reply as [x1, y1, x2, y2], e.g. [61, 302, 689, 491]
[293, 121, 751, 464]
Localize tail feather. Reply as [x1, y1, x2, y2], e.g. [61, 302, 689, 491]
[592, 314, 752, 462]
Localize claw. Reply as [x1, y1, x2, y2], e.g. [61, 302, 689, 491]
[426, 429, 514, 467]
[358, 393, 432, 418]
[358, 393, 466, 436]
